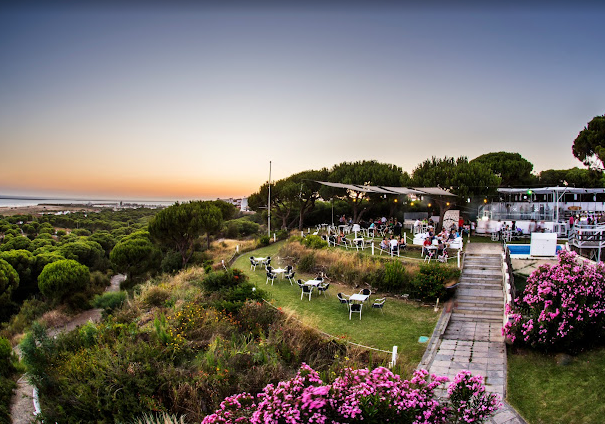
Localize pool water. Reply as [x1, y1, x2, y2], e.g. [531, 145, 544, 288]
[508, 244, 562, 256]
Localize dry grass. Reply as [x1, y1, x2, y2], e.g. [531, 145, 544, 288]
[38, 309, 71, 329]
[208, 238, 257, 264]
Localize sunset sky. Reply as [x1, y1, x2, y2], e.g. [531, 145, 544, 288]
[1, 1, 604, 201]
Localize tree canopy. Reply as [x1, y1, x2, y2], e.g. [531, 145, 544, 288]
[572, 114, 605, 170]
[110, 232, 160, 280]
[538, 167, 605, 188]
[412, 157, 500, 229]
[248, 169, 329, 230]
[38, 259, 90, 304]
[321, 160, 408, 223]
[148, 201, 223, 266]
[470, 152, 536, 187]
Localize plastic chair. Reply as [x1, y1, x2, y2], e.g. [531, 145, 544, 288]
[301, 285, 313, 301]
[317, 282, 330, 296]
[372, 298, 386, 314]
[337, 293, 350, 308]
[263, 257, 271, 269]
[266, 270, 276, 285]
[349, 303, 362, 320]
[285, 270, 295, 285]
[250, 257, 259, 271]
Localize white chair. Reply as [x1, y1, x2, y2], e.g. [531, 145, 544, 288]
[371, 298, 386, 314]
[301, 285, 313, 301]
[349, 303, 362, 320]
[250, 257, 259, 271]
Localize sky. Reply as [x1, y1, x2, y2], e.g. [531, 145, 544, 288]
[1, 1, 604, 201]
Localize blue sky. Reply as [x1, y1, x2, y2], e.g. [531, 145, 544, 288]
[1, 1, 604, 200]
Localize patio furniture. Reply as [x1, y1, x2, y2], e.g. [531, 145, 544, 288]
[371, 298, 386, 314]
[359, 288, 371, 300]
[349, 293, 369, 303]
[301, 285, 313, 301]
[266, 269, 276, 285]
[250, 257, 259, 271]
[285, 270, 295, 285]
[337, 292, 351, 308]
[263, 257, 271, 269]
[317, 282, 330, 296]
[349, 303, 362, 320]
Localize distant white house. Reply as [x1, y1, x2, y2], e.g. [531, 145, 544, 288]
[217, 197, 249, 212]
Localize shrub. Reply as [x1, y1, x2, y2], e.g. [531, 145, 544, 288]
[258, 235, 270, 246]
[202, 269, 248, 292]
[161, 250, 183, 274]
[0, 336, 19, 424]
[301, 234, 328, 249]
[38, 259, 90, 304]
[375, 260, 409, 291]
[410, 263, 460, 302]
[201, 365, 500, 424]
[297, 253, 316, 273]
[142, 285, 171, 307]
[92, 291, 127, 314]
[503, 250, 605, 352]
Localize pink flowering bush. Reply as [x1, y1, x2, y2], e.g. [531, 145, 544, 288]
[202, 364, 500, 424]
[503, 250, 605, 352]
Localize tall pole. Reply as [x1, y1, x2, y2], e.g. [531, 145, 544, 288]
[268, 161, 271, 237]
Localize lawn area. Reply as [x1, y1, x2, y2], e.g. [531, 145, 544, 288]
[233, 241, 440, 377]
[507, 346, 605, 424]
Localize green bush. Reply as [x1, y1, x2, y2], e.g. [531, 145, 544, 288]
[38, 259, 90, 304]
[410, 263, 460, 301]
[0, 336, 18, 424]
[202, 269, 248, 292]
[301, 234, 328, 249]
[161, 250, 183, 274]
[376, 260, 410, 292]
[258, 235, 270, 246]
[298, 253, 316, 273]
[92, 291, 127, 314]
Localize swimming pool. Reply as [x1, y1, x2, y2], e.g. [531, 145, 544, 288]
[507, 244, 563, 257]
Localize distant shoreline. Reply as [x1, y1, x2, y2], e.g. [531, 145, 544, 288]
[0, 202, 166, 217]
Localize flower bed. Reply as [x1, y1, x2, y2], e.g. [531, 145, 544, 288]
[202, 364, 500, 424]
[503, 250, 605, 352]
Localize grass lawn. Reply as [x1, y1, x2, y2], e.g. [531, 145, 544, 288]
[233, 241, 440, 377]
[507, 346, 605, 424]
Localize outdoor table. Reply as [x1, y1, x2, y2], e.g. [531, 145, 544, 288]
[349, 293, 369, 303]
[353, 237, 365, 249]
[304, 279, 323, 287]
[253, 257, 267, 262]
[273, 268, 287, 278]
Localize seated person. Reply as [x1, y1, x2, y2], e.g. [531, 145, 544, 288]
[448, 229, 458, 241]
[380, 237, 389, 251]
[437, 239, 446, 255]
[422, 237, 432, 256]
[398, 236, 407, 249]
[389, 235, 399, 251]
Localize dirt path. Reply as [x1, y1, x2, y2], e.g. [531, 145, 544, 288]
[9, 274, 126, 423]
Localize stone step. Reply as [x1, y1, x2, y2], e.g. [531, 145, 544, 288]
[456, 291, 502, 300]
[457, 297, 503, 306]
[449, 313, 503, 323]
[454, 304, 504, 314]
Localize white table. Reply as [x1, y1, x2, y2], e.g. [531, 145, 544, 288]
[349, 293, 369, 303]
[304, 279, 323, 287]
[273, 268, 287, 278]
[253, 257, 267, 262]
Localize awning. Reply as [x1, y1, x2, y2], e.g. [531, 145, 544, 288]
[315, 181, 455, 196]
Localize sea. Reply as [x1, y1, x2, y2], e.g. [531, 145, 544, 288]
[0, 196, 176, 209]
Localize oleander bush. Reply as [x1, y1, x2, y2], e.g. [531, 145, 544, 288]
[503, 250, 605, 353]
[201, 364, 500, 424]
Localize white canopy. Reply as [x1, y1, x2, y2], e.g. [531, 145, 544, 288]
[315, 181, 455, 196]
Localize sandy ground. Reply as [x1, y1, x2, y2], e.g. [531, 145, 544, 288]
[0, 204, 100, 217]
[9, 274, 126, 424]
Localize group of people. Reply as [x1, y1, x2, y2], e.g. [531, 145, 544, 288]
[379, 235, 406, 253]
[569, 213, 605, 227]
[421, 226, 460, 258]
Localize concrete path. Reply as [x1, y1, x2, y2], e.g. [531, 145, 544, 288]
[419, 243, 526, 424]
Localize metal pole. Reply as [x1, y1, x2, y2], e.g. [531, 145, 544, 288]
[268, 161, 271, 237]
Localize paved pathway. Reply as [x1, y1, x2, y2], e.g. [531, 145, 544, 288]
[419, 243, 526, 424]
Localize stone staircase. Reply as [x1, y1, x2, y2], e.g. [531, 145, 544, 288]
[447, 252, 504, 325]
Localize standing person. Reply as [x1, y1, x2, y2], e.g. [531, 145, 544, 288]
[458, 216, 464, 232]
[393, 218, 402, 237]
